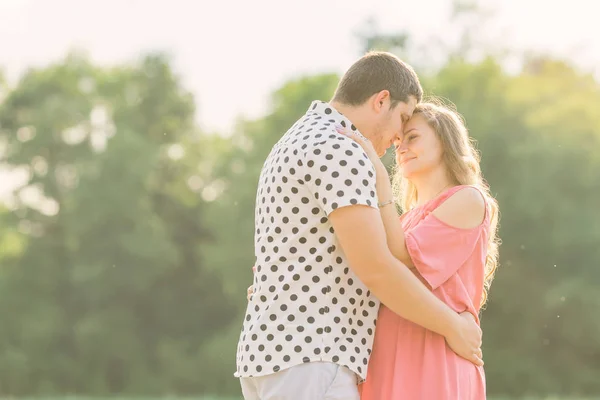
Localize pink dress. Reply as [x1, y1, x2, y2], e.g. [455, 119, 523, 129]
[360, 185, 489, 400]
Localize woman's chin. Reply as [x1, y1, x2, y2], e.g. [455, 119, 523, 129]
[395, 158, 416, 178]
[400, 167, 416, 179]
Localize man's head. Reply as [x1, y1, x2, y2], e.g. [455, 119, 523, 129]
[331, 51, 422, 156]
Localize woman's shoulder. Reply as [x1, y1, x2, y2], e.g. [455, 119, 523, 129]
[430, 185, 487, 230]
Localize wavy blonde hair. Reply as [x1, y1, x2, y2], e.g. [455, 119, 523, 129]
[392, 100, 500, 307]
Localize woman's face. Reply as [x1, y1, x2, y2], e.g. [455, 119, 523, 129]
[395, 114, 444, 179]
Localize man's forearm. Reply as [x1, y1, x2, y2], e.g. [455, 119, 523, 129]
[364, 253, 458, 337]
[328, 203, 458, 339]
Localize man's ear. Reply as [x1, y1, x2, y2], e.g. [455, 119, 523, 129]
[372, 90, 391, 114]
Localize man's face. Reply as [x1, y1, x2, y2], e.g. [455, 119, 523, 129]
[371, 96, 417, 157]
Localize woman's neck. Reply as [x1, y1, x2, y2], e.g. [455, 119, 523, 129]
[412, 168, 455, 207]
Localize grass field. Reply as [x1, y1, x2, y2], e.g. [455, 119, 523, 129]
[198, 397, 596, 400]
[8, 396, 597, 400]
[145, 397, 596, 400]
[20, 397, 590, 400]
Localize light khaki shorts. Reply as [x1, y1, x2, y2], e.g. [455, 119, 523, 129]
[239, 361, 359, 400]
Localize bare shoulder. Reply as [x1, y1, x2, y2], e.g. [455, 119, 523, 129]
[431, 186, 486, 229]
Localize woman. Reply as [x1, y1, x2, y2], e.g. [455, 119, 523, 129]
[337, 101, 500, 399]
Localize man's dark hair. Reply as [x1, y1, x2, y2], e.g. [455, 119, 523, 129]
[332, 51, 423, 108]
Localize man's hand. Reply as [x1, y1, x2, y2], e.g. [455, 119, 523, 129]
[445, 312, 484, 366]
[246, 266, 256, 301]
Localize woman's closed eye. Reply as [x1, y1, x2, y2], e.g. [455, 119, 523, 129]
[401, 128, 418, 143]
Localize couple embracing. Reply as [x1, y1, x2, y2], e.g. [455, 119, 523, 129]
[235, 51, 500, 400]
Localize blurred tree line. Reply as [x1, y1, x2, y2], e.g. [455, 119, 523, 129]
[0, 12, 598, 399]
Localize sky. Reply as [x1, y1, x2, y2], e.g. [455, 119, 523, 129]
[0, 0, 598, 136]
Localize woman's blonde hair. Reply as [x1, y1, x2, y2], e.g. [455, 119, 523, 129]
[392, 100, 500, 307]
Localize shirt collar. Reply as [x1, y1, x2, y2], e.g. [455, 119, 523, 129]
[307, 100, 359, 132]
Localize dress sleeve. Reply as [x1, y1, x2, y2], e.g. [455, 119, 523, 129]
[404, 213, 483, 290]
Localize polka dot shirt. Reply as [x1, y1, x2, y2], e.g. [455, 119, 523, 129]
[235, 101, 381, 382]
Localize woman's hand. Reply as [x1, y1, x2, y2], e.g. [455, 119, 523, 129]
[335, 125, 382, 169]
[335, 125, 392, 202]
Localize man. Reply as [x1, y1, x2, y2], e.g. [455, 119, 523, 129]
[235, 51, 483, 399]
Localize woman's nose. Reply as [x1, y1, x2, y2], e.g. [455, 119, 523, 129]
[395, 141, 407, 153]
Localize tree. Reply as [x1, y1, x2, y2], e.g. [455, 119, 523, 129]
[0, 52, 235, 394]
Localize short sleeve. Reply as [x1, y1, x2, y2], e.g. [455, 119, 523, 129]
[301, 136, 379, 216]
[404, 214, 482, 290]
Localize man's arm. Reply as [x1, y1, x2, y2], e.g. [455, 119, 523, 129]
[299, 134, 482, 364]
[329, 204, 483, 365]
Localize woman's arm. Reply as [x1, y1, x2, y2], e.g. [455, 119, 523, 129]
[335, 125, 414, 268]
[373, 164, 415, 268]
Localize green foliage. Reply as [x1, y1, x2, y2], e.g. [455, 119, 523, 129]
[0, 52, 234, 395]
